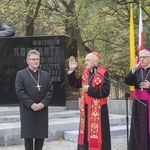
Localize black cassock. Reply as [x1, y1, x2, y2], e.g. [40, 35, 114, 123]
[124, 67, 150, 150]
[68, 70, 111, 150]
[15, 67, 53, 138]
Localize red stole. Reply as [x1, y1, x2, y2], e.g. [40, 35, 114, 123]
[78, 66, 107, 150]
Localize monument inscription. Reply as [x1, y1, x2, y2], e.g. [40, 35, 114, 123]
[0, 36, 77, 106]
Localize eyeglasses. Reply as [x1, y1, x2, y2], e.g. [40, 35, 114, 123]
[29, 58, 40, 61]
[139, 56, 149, 59]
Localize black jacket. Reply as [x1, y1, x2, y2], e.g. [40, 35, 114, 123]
[15, 68, 53, 138]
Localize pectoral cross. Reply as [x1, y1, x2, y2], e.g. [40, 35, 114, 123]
[36, 84, 41, 91]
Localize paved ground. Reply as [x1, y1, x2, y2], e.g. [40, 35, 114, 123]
[1, 137, 127, 150]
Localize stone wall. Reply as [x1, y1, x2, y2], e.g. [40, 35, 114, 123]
[66, 99, 133, 115]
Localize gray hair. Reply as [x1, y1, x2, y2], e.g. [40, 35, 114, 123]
[90, 53, 100, 64]
[27, 50, 40, 58]
[139, 49, 150, 56]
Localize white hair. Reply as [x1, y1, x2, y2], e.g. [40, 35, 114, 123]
[88, 53, 100, 64]
[139, 49, 150, 56]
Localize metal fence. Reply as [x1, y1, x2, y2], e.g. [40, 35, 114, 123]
[109, 80, 129, 100]
[66, 79, 129, 101]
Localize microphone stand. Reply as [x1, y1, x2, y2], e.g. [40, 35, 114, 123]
[95, 69, 147, 150]
[124, 92, 130, 150]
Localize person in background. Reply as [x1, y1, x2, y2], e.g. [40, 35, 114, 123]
[67, 52, 111, 150]
[15, 50, 53, 150]
[0, 19, 15, 37]
[124, 49, 150, 150]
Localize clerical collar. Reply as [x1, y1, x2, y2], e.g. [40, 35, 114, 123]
[142, 65, 150, 70]
[28, 67, 38, 73]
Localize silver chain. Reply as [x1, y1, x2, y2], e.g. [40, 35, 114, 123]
[27, 67, 41, 90]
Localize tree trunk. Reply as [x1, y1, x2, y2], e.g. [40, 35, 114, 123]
[25, 0, 42, 36]
[62, 0, 91, 57]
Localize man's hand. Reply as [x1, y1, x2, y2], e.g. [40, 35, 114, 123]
[31, 103, 45, 111]
[69, 56, 78, 71]
[140, 80, 150, 89]
[82, 85, 90, 92]
[37, 103, 45, 110]
[31, 103, 39, 111]
[132, 56, 140, 71]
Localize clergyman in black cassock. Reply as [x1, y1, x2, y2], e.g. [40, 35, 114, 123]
[124, 49, 150, 150]
[15, 50, 53, 150]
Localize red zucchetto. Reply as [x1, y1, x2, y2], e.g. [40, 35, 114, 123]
[90, 52, 100, 59]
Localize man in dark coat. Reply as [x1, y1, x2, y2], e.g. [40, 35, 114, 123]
[124, 49, 150, 150]
[67, 52, 111, 150]
[15, 50, 53, 150]
[0, 19, 15, 37]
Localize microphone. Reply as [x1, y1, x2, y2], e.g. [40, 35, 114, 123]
[93, 66, 98, 74]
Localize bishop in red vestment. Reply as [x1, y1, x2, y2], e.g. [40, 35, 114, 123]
[68, 52, 111, 150]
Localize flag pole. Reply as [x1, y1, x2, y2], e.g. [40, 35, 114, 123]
[127, 4, 136, 150]
[138, 2, 144, 53]
[129, 4, 135, 94]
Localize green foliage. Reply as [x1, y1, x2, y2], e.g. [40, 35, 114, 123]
[0, 0, 150, 81]
[74, 0, 150, 80]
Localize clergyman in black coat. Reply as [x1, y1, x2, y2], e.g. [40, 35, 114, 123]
[15, 50, 53, 150]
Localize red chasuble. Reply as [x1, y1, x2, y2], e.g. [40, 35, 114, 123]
[78, 66, 107, 150]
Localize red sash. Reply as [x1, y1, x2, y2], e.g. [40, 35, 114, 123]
[78, 66, 107, 150]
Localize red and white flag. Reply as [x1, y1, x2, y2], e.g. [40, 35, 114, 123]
[138, 5, 144, 52]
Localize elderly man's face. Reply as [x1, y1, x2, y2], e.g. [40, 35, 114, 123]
[84, 54, 98, 71]
[139, 51, 150, 68]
